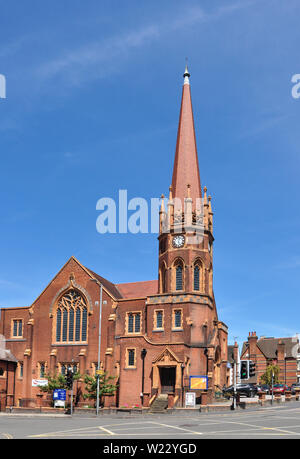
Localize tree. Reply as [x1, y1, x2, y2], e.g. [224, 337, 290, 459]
[38, 371, 81, 393]
[83, 372, 117, 407]
[260, 364, 281, 386]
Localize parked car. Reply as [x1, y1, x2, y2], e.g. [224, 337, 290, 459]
[270, 384, 289, 394]
[256, 384, 270, 394]
[290, 383, 300, 395]
[222, 383, 258, 399]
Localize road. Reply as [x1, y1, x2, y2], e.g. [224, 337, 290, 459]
[1, 402, 300, 440]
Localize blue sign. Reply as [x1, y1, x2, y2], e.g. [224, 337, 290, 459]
[53, 389, 66, 401]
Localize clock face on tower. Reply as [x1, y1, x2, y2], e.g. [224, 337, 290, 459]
[172, 234, 185, 248]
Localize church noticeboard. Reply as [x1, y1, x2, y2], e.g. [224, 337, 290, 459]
[189, 376, 208, 390]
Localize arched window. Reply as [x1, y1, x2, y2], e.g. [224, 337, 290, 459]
[174, 260, 184, 291]
[194, 265, 200, 290]
[55, 289, 88, 343]
[193, 260, 203, 292]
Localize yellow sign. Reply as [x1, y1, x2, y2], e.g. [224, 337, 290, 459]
[96, 370, 105, 375]
[189, 376, 208, 390]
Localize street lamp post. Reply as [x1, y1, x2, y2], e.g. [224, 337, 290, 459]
[141, 349, 147, 406]
[271, 371, 274, 405]
[90, 278, 103, 416]
[181, 363, 185, 407]
[233, 359, 237, 410]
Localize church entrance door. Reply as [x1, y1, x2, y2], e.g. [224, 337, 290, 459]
[159, 367, 176, 393]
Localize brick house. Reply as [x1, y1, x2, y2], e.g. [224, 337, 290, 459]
[241, 332, 300, 385]
[0, 67, 228, 409]
[0, 335, 18, 411]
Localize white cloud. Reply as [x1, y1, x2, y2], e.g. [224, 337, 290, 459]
[36, 25, 160, 84]
[35, 1, 257, 86]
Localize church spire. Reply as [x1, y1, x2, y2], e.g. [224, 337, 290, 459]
[171, 65, 202, 211]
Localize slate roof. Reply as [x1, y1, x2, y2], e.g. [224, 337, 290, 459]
[241, 337, 299, 359]
[0, 335, 18, 363]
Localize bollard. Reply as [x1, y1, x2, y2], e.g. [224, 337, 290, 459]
[258, 391, 266, 405]
[274, 392, 282, 403]
[285, 390, 292, 402]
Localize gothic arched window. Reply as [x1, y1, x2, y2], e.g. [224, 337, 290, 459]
[55, 289, 88, 343]
[193, 259, 204, 292]
[194, 265, 200, 291]
[174, 260, 184, 291]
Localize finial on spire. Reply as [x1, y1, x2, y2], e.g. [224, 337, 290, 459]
[183, 59, 190, 85]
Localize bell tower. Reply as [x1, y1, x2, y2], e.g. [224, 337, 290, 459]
[158, 66, 214, 297]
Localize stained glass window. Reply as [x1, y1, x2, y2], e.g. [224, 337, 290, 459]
[55, 290, 88, 343]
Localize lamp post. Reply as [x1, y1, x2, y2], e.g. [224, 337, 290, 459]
[141, 349, 147, 406]
[90, 278, 103, 416]
[181, 363, 185, 407]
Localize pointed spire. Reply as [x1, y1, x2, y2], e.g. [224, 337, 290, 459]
[171, 65, 202, 212]
[167, 186, 174, 227]
[160, 194, 165, 213]
[159, 194, 166, 234]
[203, 186, 208, 206]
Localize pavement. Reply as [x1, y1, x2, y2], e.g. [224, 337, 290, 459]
[1, 399, 300, 440]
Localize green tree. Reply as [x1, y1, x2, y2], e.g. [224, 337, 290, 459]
[83, 372, 117, 407]
[260, 364, 281, 386]
[38, 371, 81, 393]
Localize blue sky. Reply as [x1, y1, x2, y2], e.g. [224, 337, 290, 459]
[0, 0, 300, 349]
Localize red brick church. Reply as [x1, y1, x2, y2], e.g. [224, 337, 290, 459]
[0, 67, 228, 409]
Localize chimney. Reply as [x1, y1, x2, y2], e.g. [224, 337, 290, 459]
[248, 331, 258, 361]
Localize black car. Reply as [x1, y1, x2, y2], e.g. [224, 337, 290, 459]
[222, 383, 258, 399]
[290, 383, 300, 395]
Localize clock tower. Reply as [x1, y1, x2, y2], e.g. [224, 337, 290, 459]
[149, 65, 228, 401]
[158, 65, 214, 298]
